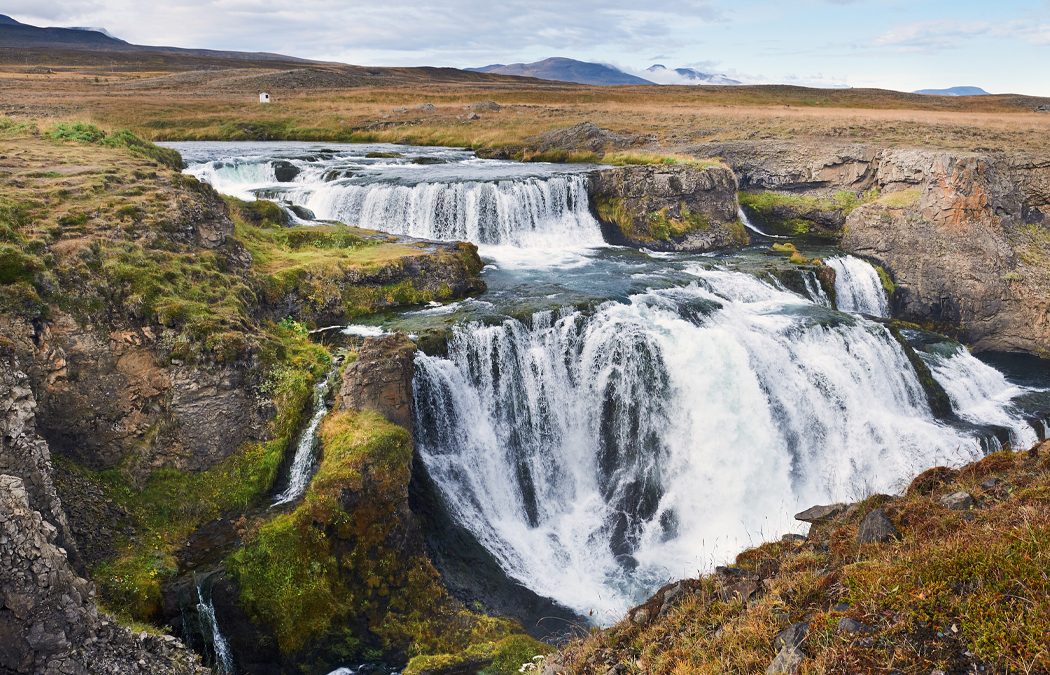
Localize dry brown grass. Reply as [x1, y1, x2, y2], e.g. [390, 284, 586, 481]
[3, 57, 1050, 157]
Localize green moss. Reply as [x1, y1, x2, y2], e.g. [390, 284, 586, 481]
[739, 189, 878, 238]
[874, 264, 896, 295]
[646, 203, 711, 242]
[46, 123, 182, 170]
[876, 188, 922, 209]
[228, 410, 528, 662]
[601, 152, 725, 168]
[91, 321, 330, 620]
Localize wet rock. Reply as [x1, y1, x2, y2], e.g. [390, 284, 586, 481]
[766, 645, 803, 674]
[940, 491, 975, 510]
[837, 617, 875, 634]
[857, 508, 901, 545]
[271, 160, 300, 182]
[288, 204, 316, 220]
[795, 503, 848, 524]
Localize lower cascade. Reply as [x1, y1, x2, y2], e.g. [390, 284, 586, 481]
[826, 255, 890, 316]
[290, 175, 604, 247]
[412, 266, 1031, 621]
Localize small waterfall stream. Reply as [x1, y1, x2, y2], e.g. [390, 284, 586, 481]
[195, 580, 234, 674]
[825, 255, 890, 316]
[272, 369, 336, 506]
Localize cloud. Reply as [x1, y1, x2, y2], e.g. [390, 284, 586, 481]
[874, 18, 1050, 51]
[7, 1, 724, 66]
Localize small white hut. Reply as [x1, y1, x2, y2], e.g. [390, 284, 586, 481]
[259, 92, 271, 104]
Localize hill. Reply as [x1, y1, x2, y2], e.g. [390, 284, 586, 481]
[914, 86, 990, 96]
[469, 57, 652, 86]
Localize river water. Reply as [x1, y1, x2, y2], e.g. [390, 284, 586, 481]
[172, 141, 1050, 625]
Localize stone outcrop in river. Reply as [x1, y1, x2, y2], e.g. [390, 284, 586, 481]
[588, 163, 748, 251]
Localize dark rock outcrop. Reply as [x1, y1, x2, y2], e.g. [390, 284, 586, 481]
[856, 507, 901, 544]
[530, 122, 653, 154]
[336, 333, 416, 429]
[589, 163, 748, 251]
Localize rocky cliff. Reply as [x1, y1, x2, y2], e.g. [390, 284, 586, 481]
[588, 163, 748, 251]
[0, 349, 206, 674]
[693, 141, 1050, 355]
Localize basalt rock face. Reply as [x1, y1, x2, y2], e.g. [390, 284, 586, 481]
[843, 152, 1050, 355]
[0, 475, 207, 675]
[1, 313, 271, 479]
[692, 141, 1050, 355]
[589, 164, 748, 251]
[336, 333, 417, 429]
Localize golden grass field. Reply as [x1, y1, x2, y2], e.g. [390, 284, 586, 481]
[3, 52, 1050, 157]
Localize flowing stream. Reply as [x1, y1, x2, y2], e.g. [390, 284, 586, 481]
[173, 141, 1049, 626]
[272, 369, 336, 506]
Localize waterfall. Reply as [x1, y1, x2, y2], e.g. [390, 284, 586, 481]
[413, 266, 988, 621]
[272, 371, 334, 506]
[825, 255, 890, 317]
[921, 346, 1039, 449]
[289, 176, 604, 247]
[196, 581, 234, 674]
[737, 207, 786, 239]
[801, 271, 831, 307]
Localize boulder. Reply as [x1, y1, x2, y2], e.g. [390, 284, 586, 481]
[271, 160, 300, 182]
[766, 646, 803, 674]
[794, 503, 847, 524]
[773, 622, 809, 651]
[940, 491, 975, 510]
[857, 508, 901, 545]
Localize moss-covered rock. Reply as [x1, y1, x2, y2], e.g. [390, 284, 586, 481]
[739, 189, 875, 240]
[589, 164, 749, 252]
[227, 410, 541, 671]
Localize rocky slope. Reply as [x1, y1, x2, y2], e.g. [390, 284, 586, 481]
[693, 141, 1050, 355]
[1, 350, 206, 674]
[546, 442, 1050, 674]
[588, 162, 748, 251]
[0, 121, 492, 672]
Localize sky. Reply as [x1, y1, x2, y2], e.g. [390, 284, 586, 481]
[7, 0, 1050, 95]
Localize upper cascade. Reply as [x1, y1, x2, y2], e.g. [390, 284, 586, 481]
[177, 142, 605, 249]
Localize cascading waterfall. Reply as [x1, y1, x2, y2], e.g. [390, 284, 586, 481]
[413, 266, 991, 621]
[272, 371, 335, 506]
[800, 271, 831, 307]
[921, 345, 1039, 449]
[196, 581, 234, 674]
[825, 255, 890, 317]
[289, 175, 604, 247]
[737, 207, 786, 239]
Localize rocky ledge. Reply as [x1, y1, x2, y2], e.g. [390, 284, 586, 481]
[588, 163, 749, 252]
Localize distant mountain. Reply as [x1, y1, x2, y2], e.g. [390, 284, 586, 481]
[0, 14, 308, 63]
[913, 86, 990, 97]
[468, 57, 652, 86]
[646, 64, 740, 86]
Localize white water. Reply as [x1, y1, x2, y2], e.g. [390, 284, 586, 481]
[923, 346, 1039, 449]
[290, 175, 603, 248]
[196, 582, 234, 674]
[272, 373, 334, 506]
[414, 267, 987, 621]
[826, 255, 890, 317]
[737, 207, 787, 239]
